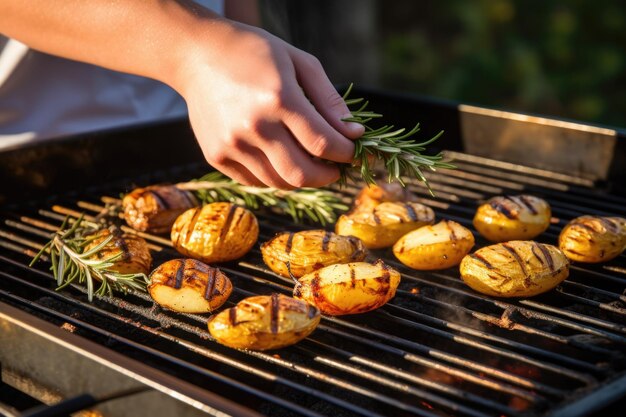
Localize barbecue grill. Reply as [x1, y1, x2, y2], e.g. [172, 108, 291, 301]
[0, 87, 625, 417]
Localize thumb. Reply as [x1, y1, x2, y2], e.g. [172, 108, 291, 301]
[290, 50, 365, 140]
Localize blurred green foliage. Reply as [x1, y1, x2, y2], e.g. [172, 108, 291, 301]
[379, 0, 625, 127]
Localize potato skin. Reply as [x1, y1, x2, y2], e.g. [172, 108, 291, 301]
[261, 230, 367, 278]
[208, 294, 320, 351]
[123, 185, 198, 234]
[460, 241, 569, 298]
[473, 195, 551, 242]
[149, 259, 232, 313]
[85, 228, 152, 275]
[393, 220, 475, 270]
[294, 260, 401, 315]
[336, 202, 435, 249]
[559, 216, 626, 263]
[171, 202, 259, 263]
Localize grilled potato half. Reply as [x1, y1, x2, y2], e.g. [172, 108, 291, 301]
[294, 260, 401, 315]
[460, 241, 569, 298]
[336, 202, 435, 249]
[123, 185, 198, 234]
[171, 202, 259, 263]
[149, 259, 232, 313]
[473, 195, 551, 242]
[261, 230, 367, 278]
[559, 216, 626, 263]
[208, 293, 320, 351]
[393, 220, 475, 270]
[85, 228, 152, 275]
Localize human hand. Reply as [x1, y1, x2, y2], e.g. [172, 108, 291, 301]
[174, 20, 365, 189]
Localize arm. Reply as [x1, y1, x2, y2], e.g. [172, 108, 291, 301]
[0, 0, 363, 188]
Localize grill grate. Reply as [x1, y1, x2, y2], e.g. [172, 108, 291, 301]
[1, 151, 625, 417]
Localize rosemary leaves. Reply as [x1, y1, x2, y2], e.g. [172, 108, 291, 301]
[30, 215, 151, 301]
[339, 84, 455, 195]
[176, 172, 348, 226]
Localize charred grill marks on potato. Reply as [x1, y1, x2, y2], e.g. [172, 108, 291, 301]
[502, 243, 530, 284]
[349, 237, 366, 260]
[404, 203, 418, 222]
[575, 221, 600, 233]
[204, 268, 217, 300]
[311, 272, 322, 304]
[445, 220, 458, 241]
[374, 269, 392, 295]
[322, 231, 332, 252]
[219, 204, 238, 241]
[229, 306, 238, 326]
[531, 243, 545, 266]
[350, 265, 356, 288]
[598, 217, 619, 233]
[490, 199, 517, 219]
[148, 189, 170, 210]
[270, 293, 280, 334]
[184, 208, 202, 244]
[536, 242, 555, 272]
[179, 189, 197, 208]
[110, 228, 131, 261]
[373, 207, 381, 224]
[285, 232, 295, 254]
[470, 253, 495, 270]
[173, 260, 185, 289]
[519, 195, 538, 214]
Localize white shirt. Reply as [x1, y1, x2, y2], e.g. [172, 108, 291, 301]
[0, 0, 223, 151]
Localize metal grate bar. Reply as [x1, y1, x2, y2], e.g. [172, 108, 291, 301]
[0, 226, 556, 414]
[2, 148, 625, 417]
[2, 208, 608, 394]
[0, 284, 328, 417]
[0, 258, 427, 417]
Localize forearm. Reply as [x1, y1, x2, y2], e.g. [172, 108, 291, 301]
[0, 0, 230, 89]
[0, 0, 363, 189]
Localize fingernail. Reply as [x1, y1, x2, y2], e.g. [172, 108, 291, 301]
[342, 113, 365, 134]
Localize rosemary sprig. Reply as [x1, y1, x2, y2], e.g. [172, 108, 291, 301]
[176, 172, 348, 226]
[30, 214, 149, 302]
[339, 84, 456, 195]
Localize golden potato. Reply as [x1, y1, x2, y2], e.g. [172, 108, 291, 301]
[294, 260, 401, 315]
[354, 182, 415, 209]
[559, 216, 626, 263]
[460, 241, 569, 298]
[473, 195, 551, 242]
[171, 202, 259, 263]
[393, 220, 475, 270]
[261, 230, 367, 278]
[149, 259, 232, 313]
[85, 228, 152, 275]
[208, 294, 320, 351]
[123, 185, 198, 234]
[336, 202, 435, 249]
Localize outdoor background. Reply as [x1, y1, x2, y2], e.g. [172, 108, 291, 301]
[262, 0, 625, 129]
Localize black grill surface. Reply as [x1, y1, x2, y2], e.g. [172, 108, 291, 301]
[1, 149, 625, 417]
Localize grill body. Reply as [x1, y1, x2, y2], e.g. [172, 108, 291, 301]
[0, 88, 625, 417]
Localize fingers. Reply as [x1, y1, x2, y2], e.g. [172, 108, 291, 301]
[212, 124, 340, 189]
[255, 121, 341, 188]
[213, 160, 264, 187]
[281, 88, 356, 164]
[213, 145, 294, 190]
[289, 50, 365, 140]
